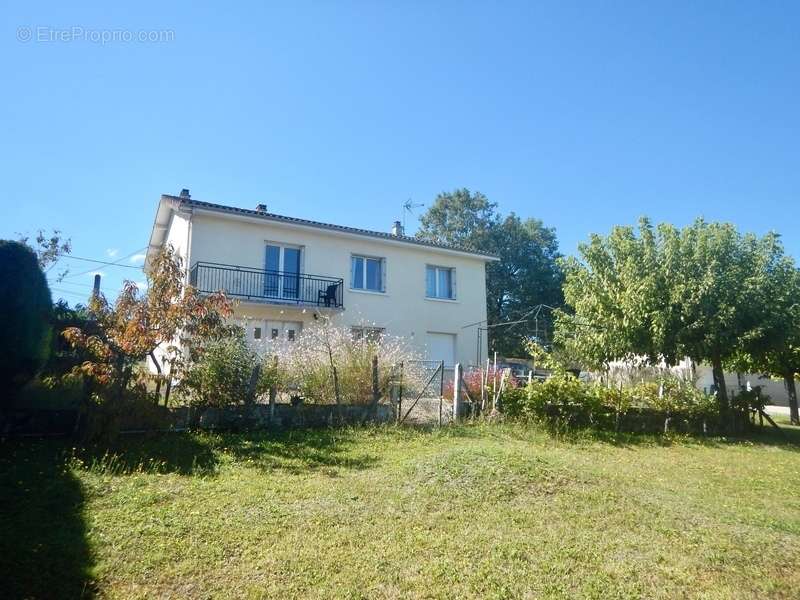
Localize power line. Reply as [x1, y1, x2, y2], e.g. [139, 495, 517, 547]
[61, 247, 146, 280]
[60, 255, 144, 270]
[50, 287, 93, 301]
[48, 278, 123, 295]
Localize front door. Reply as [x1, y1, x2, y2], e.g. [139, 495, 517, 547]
[265, 244, 301, 300]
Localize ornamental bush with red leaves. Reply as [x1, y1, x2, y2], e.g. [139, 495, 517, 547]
[62, 245, 234, 405]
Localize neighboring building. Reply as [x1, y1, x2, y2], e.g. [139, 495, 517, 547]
[604, 357, 796, 407]
[145, 190, 497, 367]
[693, 366, 795, 407]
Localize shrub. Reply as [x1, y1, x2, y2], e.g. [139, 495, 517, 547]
[82, 384, 168, 442]
[444, 366, 518, 401]
[503, 373, 720, 433]
[176, 330, 261, 407]
[254, 320, 426, 404]
[0, 240, 52, 403]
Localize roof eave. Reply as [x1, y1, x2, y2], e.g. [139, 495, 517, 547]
[160, 195, 500, 261]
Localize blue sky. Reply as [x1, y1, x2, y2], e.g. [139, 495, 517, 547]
[2, 1, 798, 305]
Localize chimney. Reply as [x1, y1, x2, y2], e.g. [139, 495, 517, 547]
[179, 188, 191, 199]
[92, 273, 101, 299]
[255, 204, 268, 213]
[391, 220, 404, 236]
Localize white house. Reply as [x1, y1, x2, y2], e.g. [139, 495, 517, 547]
[145, 190, 497, 367]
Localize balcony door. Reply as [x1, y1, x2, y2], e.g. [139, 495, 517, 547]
[265, 244, 302, 300]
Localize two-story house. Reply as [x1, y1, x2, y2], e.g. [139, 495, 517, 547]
[146, 190, 496, 367]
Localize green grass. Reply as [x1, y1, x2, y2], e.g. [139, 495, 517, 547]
[2, 424, 800, 599]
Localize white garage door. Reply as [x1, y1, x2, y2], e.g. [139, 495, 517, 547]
[426, 332, 456, 367]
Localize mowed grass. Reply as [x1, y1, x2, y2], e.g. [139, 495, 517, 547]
[2, 424, 800, 599]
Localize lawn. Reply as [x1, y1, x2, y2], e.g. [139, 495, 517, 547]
[2, 423, 800, 599]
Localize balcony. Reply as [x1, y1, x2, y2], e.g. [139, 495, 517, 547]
[189, 262, 344, 308]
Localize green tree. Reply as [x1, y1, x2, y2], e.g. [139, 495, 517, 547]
[416, 189, 563, 356]
[556, 218, 668, 369]
[558, 218, 785, 429]
[729, 253, 800, 424]
[0, 240, 53, 403]
[661, 221, 784, 422]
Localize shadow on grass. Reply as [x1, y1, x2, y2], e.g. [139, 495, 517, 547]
[74, 432, 221, 475]
[217, 428, 380, 474]
[494, 420, 800, 451]
[0, 441, 95, 599]
[69, 427, 381, 476]
[419, 418, 800, 452]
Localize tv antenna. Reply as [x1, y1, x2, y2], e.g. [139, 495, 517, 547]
[402, 198, 424, 230]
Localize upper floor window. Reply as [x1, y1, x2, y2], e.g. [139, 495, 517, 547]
[426, 265, 455, 299]
[351, 255, 385, 292]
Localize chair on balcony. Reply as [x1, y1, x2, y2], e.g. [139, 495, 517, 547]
[318, 282, 340, 307]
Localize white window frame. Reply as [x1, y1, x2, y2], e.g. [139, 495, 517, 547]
[350, 254, 386, 293]
[425, 265, 456, 300]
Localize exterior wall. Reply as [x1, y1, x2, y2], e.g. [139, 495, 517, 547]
[164, 211, 191, 266]
[694, 366, 795, 406]
[185, 211, 489, 366]
[604, 359, 796, 407]
[148, 211, 193, 375]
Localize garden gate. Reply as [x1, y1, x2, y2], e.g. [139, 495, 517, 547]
[396, 360, 451, 425]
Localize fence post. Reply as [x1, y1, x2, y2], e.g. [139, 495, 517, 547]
[438, 360, 444, 426]
[453, 363, 462, 421]
[397, 362, 404, 423]
[372, 355, 379, 405]
[269, 356, 278, 422]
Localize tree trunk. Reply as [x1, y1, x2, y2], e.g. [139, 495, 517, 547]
[785, 370, 799, 426]
[711, 355, 729, 428]
[149, 351, 163, 399]
[164, 377, 172, 407]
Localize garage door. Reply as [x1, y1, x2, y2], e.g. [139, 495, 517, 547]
[426, 332, 456, 367]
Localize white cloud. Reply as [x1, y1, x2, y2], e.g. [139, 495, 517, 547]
[134, 281, 149, 290]
[106, 248, 119, 258]
[129, 253, 147, 264]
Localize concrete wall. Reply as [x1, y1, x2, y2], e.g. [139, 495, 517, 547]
[175, 403, 396, 430]
[186, 210, 490, 366]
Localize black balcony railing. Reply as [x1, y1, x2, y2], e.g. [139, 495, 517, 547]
[189, 262, 344, 308]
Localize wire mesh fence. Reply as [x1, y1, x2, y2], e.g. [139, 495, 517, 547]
[395, 360, 454, 425]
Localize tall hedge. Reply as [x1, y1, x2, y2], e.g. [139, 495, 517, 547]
[0, 241, 52, 404]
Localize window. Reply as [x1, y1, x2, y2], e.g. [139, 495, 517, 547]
[271, 328, 279, 340]
[351, 255, 385, 292]
[351, 326, 385, 343]
[253, 327, 262, 340]
[426, 265, 455, 299]
[287, 329, 296, 341]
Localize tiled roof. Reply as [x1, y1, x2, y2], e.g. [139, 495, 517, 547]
[164, 195, 498, 260]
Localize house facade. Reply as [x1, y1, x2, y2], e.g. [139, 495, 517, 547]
[146, 191, 496, 367]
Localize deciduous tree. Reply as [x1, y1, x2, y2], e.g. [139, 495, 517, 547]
[416, 189, 563, 356]
[557, 218, 788, 429]
[63, 246, 233, 404]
